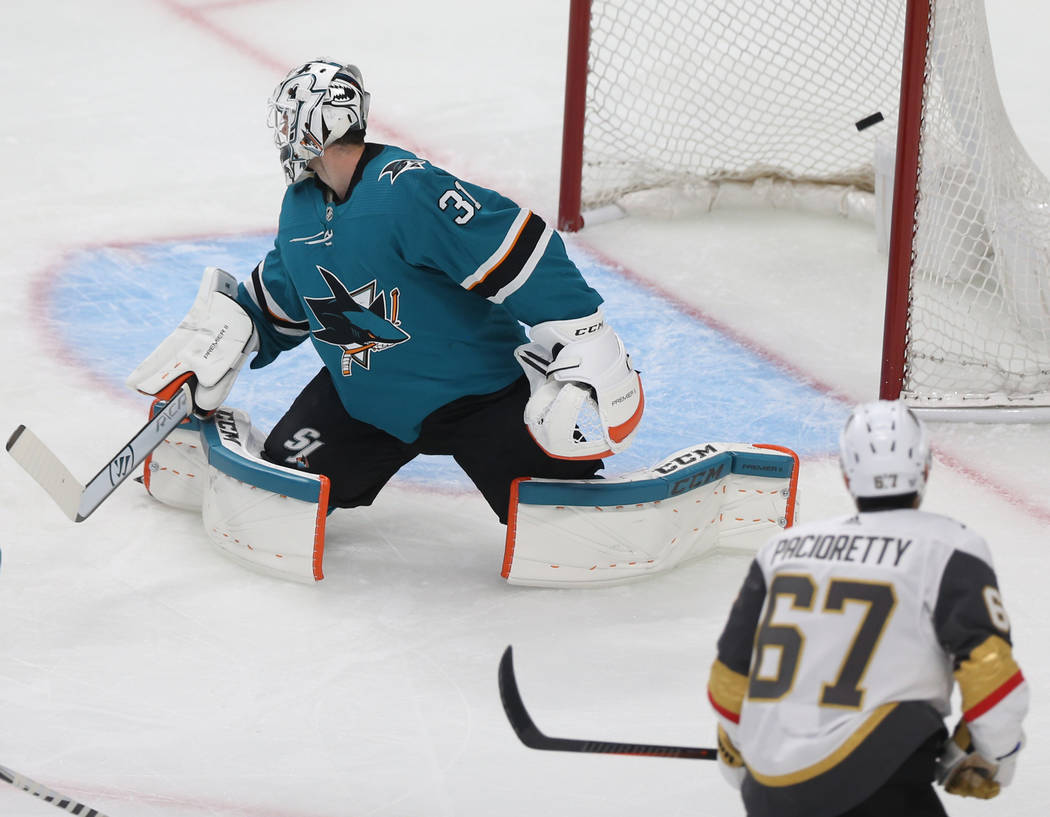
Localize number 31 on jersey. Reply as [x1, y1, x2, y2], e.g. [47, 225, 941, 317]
[439, 181, 483, 224]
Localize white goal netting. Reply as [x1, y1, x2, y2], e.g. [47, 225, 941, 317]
[575, 0, 1050, 410]
[580, 1, 905, 208]
[905, 1, 1050, 409]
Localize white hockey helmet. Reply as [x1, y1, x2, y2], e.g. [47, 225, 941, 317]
[267, 59, 371, 185]
[839, 400, 931, 501]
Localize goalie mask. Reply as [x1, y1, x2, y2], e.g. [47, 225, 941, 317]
[267, 59, 371, 185]
[839, 400, 931, 501]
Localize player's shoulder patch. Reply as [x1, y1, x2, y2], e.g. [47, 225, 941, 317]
[378, 157, 428, 185]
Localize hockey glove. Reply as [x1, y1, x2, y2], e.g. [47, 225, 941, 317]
[936, 721, 1025, 799]
[515, 309, 643, 460]
[126, 267, 258, 417]
[716, 725, 746, 789]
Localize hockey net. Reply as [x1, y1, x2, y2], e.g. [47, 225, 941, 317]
[560, 0, 1050, 416]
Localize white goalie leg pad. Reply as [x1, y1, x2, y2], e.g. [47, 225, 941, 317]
[142, 411, 207, 511]
[201, 407, 330, 583]
[501, 443, 799, 587]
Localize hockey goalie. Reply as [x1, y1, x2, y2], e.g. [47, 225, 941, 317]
[122, 58, 800, 584]
[127, 267, 799, 585]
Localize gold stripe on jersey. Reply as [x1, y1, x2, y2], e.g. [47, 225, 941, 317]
[746, 702, 897, 786]
[956, 635, 1023, 720]
[708, 659, 748, 723]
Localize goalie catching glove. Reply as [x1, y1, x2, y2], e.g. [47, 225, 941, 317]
[515, 309, 643, 460]
[126, 267, 258, 417]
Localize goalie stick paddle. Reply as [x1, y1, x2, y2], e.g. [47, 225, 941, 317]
[0, 762, 111, 816]
[498, 646, 716, 760]
[6, 382, 193, 522]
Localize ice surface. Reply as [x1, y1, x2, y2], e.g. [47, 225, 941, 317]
[0, 2, 1047, 815]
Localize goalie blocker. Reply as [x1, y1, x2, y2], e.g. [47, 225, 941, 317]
[502, 443, 799, 587]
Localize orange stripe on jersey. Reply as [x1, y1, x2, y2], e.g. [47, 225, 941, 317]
[469, 211, 533, 290]
[955, 635, 1023, 720]
[708, 659, 748, 723]
[468, 211, 549, 300]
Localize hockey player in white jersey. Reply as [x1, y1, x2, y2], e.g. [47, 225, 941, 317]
[707, 401, 1027, 816]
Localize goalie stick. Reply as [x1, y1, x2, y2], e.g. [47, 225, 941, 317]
[0, 762, 111, 816]
[6, 381, 193, 522]
[498, 646, 716, 760]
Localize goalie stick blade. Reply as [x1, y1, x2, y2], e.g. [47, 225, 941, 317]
[6, 424, 85, 522]
[0, 762, 111, 816]
[6, 382, 194, 522]
[497, 646, 716, 760]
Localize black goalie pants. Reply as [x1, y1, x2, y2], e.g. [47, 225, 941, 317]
[261, 367, 603, 523]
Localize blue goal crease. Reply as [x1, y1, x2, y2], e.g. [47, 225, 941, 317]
[48, 235, 848, 490]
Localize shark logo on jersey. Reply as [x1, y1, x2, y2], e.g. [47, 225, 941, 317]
[304, 266, 410, 375]
[379, 158, 427, 184]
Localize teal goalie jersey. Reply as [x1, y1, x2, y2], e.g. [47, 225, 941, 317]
[237, 144, 603, 442]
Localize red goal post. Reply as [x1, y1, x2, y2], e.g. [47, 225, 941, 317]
[558, 0, 1050, 420]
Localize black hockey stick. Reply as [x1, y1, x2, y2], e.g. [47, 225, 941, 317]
[6, 381, 193, 522]
[0, 762, 112, 816]
[498, 646, 716, 760]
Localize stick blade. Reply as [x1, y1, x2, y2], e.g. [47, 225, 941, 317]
[497, 645, 717, 761]
[499, 646, 578, 753]
[498, 646, 545, 747]
[6, 425, 84, 522]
